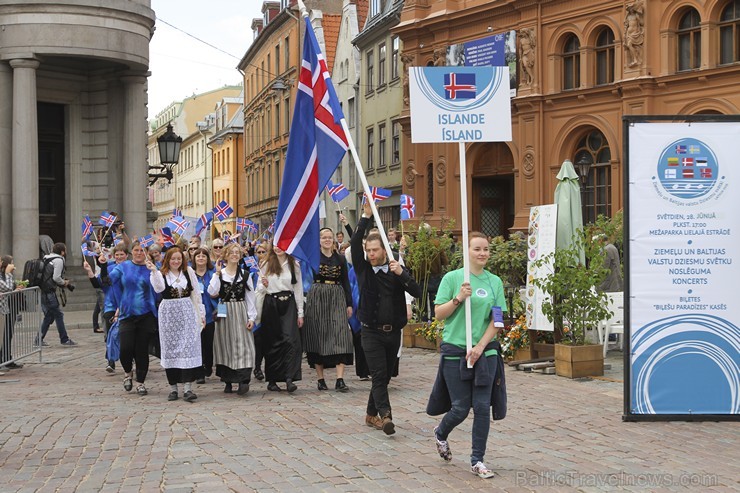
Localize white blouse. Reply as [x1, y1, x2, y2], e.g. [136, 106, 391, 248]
[150, 267, 205, 320]
[256, 259, 304, 317]
[207, 268, 257, 322]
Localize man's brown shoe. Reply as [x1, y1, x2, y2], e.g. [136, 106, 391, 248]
[365, 414, 383, 430]
[381, 415, 395, 435]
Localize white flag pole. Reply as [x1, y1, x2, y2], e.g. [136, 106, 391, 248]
[297, 0, 394, 261]
[459, 142, 473, 368]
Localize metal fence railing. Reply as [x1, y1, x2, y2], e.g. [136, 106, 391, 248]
[1, 286, 43, 368]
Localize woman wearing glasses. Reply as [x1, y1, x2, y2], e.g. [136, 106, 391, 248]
[210, 239, 224, 264]
[207, 243, 257, 395]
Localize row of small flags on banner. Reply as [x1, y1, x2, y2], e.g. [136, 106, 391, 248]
[325, 181, 416, 220]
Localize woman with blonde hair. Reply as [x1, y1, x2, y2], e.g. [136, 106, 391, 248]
[207, 242, 257, 395]
[147, 246, 205, 402]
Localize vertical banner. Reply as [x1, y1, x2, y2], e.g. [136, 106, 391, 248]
[627, 121, 740, 418]
[525, 205, 557, 332]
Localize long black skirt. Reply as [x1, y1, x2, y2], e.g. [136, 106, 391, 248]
[261, 293, 302, 383]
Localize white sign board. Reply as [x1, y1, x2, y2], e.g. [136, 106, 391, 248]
[525, 204, 557, 332]
[628, 122, 739, 415]
[409, 66, 512, 143]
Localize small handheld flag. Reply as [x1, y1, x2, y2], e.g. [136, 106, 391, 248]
[81, 215, 93, 239]
[326, 180, 350, 203]
[196, 212, 214, 236]
[139, 235, 154, 249]
[244, 256, 260, 273]
[99, 211, 117, 228]
[212, 201, 234, 221]
[81, 243, 97, 257]
[363, 186, 392, 203]
[160, 227, 175, 248]
[166, 216, 190, 236]
[400, 194, 416, 220]
[172, 208, 183, 218]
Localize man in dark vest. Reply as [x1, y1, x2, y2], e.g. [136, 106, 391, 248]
[351, 198, 421, 435]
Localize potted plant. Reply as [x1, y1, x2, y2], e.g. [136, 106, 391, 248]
[532, 230, 612, 378]
[413, 318, 444, 350]
[499, 315, 531, 360]
[404, 219, 455, 322]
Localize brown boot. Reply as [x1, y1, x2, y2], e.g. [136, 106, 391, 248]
[365, 414, 383, 430]
[381, 414, 395, 435]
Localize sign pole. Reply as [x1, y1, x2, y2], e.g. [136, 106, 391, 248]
[458, 142, 473, 367]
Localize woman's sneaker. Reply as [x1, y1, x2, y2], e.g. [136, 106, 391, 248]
[136, 384, 148, 396]
[471, 462, 494, 479]
[433, 427, 452, 462]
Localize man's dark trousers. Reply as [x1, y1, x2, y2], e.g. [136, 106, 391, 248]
[362, 327, 401, 418]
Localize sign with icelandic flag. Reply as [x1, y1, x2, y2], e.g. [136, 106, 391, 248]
[409, 66, 511, 143]
[273, 16, 348, 271]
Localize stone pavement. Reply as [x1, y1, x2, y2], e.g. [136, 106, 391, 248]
[0, 312, 738, 493]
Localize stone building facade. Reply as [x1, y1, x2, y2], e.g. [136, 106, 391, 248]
[0, 0, 156, 266]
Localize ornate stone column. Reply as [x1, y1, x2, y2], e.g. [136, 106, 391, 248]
[121, 74, 149, 237]
[10, 58, 40, 266]
[0, 63, 13, 255]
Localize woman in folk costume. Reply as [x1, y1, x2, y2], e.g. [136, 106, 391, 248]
[256, 244, 303, 393]
[147, 246, 205, 402]
[207, 243, 257, 395]
[302, 228, 354, 392]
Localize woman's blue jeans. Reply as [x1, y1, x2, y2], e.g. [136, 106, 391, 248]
[436, 356, 496, 465]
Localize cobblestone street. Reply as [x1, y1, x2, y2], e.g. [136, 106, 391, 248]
[1, 316, 738, 492]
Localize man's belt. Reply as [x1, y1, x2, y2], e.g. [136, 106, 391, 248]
[362, 322, 393, 332]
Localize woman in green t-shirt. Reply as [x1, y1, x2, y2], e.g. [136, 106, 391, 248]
[431, 232, 506, 479]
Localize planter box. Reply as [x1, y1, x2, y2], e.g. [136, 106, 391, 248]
[414, 334, 438, 350]
[512, 346, 532, 361]
[402, 330, 415, 348]
[554, 343, 604, 378]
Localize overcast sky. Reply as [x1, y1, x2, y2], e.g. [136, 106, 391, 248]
[148, 0, 263, 121]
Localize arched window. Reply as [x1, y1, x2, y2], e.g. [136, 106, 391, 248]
[426, 162, 434, 212]
[678, 8, 701, 71]
[562, 34, 581, 90]
[595, 28, 615, 85]
[720, 0, 740, 64]
[574, 130, 611, 224]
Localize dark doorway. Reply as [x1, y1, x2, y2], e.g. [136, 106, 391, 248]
[473, 175, 514, 239]
[38, 102, 66, 243]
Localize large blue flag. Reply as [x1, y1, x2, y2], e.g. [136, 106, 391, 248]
[273, 16, 348, 270]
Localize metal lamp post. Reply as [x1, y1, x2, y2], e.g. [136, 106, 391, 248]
[575, 154, 592, 225]
[149, 122, 182, 185]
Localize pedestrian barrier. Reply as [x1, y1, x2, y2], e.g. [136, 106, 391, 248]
[0, 287, 43, 369]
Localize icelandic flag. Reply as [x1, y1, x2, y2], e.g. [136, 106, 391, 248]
[81, 215, 93, 239]
[139, 235, 154, 249]
[326, 180, 350, 203]
[81, 243, 97, 257]
[99, 211, 117, 228]
[400, 194, 416, 220]
[172, 208, 182, 218]
[166, 216, 190, 236]
[273, 16, 348, 271]
[160, 227, 176, 248]
[236, 217, 256, 233]
[244, 256, 259, 273]
[226, 231, 241, 244]
[443, 73, 476, 100]
[363, 186, 392, 203]
[675, 145, 687, 154]
[245, 219, 258, 234]
[196, 212, 214, 236]
[212, 200, 234, 221]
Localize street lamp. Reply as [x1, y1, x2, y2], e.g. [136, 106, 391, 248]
[149, 122, 182, 186]
[575, 154, 592, 224]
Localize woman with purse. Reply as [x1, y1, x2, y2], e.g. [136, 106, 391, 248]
[207, 243, 257, 395]
[257, 244, 303, 393]
[428, 232, 506, 479]
[148, 246, 206, 402]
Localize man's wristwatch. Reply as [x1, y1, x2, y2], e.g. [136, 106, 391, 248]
[452, 297, 461, 306]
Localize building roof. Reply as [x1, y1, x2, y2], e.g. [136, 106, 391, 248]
[354, 0, 370, 35]
[322, 14, 342, 74]
[354, 0, 403, 45]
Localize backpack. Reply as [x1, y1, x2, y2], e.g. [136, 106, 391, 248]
[22, 257, 55, 292]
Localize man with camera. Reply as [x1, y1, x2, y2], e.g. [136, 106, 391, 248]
[37, 242, 77, 346]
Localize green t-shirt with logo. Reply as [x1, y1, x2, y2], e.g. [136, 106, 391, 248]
[435, 268, 507, 349]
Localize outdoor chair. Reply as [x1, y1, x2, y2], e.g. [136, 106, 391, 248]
[598, 291, 624, 357]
